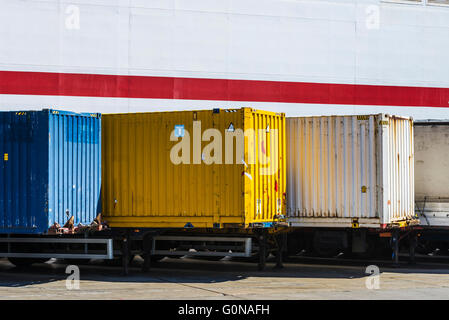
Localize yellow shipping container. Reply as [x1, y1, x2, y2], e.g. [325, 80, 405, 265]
[102, 108, 286, 229]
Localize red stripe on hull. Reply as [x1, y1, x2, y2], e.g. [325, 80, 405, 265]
[1, 70, 449, 108]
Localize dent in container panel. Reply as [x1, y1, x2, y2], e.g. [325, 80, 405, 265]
[0, 109, 101, 234]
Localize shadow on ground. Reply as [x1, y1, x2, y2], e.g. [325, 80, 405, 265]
[0, 254, 448, 288]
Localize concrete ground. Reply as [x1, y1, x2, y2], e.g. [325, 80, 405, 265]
[0, 256, 449, 300]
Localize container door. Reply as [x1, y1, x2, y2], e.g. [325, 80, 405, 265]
[0, 111, 47, 234]
[47, 112, 101, 229]
[380, 115, 415, 225]
[211, 109, 245, 226]
[102, 110, 245, 228]
[244, 110, 286, 226]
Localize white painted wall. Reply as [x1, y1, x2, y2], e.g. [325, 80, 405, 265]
[0, 0, 448, 118]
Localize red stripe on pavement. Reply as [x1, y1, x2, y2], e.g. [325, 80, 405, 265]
[1, 70, 449, 107]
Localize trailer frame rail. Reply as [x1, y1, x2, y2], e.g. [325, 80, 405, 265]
[151, 236, 253, 257]
[0, 237, 114, 260]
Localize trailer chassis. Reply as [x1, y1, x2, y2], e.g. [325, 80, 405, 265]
[0, 235, 114, 260]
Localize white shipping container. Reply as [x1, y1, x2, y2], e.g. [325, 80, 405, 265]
[415, 121, 449, 227]
[287, 114, 417, 228]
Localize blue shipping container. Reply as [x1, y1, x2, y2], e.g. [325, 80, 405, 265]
[0, 109, 101, 234]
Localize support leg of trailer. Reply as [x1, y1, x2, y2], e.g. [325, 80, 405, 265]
[121, 235, 130, 276]
[258, 230, 267, 272]
[391, 229, 400, 268]
[409, 231, 417, 265]
[274, 234, 285, 269]
[142, 235, 152, 273]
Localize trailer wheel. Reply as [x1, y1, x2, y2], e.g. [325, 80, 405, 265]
[7, 258, 49, 267]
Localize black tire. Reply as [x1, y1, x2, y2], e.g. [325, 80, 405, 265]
[7, 257, 49, 267]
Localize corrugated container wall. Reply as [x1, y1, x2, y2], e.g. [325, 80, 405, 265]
[0, 110, 101, 234]
[287, 114, 416, 228]
[102, 108, 286, 229]
[414, 122, 449, 227]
